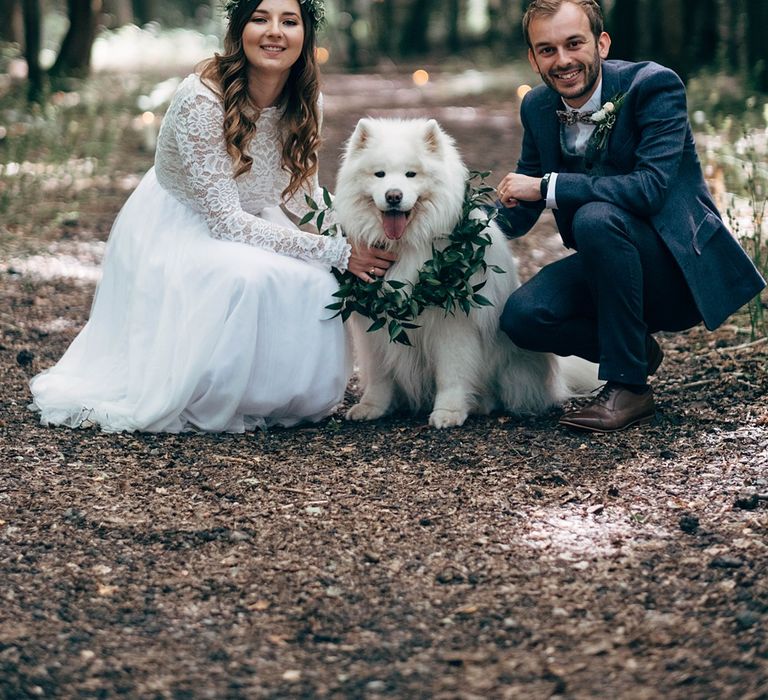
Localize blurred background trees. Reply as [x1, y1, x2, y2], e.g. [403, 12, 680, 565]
[610, 0, 768, 91]
[2, 0, 768, 98]
[1, 0, 765, 335]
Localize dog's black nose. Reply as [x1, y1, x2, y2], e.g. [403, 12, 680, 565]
[385, 189, 403, 206]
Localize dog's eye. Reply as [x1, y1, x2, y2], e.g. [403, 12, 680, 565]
[405, 171, 417, 178]
[374, 171, 385, 178]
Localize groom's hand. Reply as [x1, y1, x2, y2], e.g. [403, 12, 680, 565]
[496, 173, 543, 208]
[348, 244, 398, 283]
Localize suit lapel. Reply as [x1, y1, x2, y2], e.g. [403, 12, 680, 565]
[585, 62, 622, 167]
[599, 61, 621, 108]
[537, 89, 563, 172]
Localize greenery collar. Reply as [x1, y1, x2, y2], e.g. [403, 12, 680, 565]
[302, 171, 505, 345]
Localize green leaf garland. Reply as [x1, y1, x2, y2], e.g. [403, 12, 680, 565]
[310, 171, 505, 345]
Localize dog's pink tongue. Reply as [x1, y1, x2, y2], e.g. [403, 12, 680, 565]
[382, 211, 408, 240]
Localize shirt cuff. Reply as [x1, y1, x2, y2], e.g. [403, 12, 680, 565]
[545, 172, 559, 210]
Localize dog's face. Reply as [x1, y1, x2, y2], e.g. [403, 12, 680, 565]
[334, 119, 468, 250]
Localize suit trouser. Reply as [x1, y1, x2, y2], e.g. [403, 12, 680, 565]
[500, 202, 702, 385]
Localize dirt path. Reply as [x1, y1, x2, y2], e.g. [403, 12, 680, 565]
[1, 69, 767, 699]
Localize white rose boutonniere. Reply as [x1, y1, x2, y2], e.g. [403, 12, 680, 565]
[589, 93, 626, 151]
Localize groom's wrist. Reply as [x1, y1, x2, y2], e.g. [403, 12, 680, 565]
[543, 173, 559, 210]
[539, 172, 551, 200]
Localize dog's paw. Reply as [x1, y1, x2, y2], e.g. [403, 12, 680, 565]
[346, 402, 388, 422]
[429, 408, 468, 429]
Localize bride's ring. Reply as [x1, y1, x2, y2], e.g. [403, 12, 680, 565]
[369, 267, 376, 275]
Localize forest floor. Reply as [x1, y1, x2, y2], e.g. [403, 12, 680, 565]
[1, 67, 767, 699]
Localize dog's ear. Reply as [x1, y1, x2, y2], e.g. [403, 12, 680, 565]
[424, 119, 444, 154]
[348, 119, 373, 154]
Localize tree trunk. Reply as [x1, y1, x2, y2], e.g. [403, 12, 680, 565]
[399, 0, 437, 56]
[102, 0, 134, 28]
[656, 0, 690, 81]
[684, 0, 718, 69]
[481, 0, 524, 56]
[22, 0, 44, 102]
[340, 0, 361, 70]
[373, 0, 396, 59]
[715, 0, 737, 73]
[608, 0, 639, 61]
[49, 0, 100, 79]
[746, 0, 768, 90]
[446, 0, 462, 53]
[132, 0, 157, 25]
[1, 0, 24, 44]
[485, 0, 503, 53]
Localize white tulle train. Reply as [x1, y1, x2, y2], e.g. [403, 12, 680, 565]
[29, 169, 350, 433]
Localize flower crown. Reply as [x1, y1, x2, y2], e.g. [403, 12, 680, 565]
[223, 0, 326, 27]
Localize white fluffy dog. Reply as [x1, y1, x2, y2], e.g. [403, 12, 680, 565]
[333, 118, 596, 428]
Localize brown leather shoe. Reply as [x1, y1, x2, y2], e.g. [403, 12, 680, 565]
[559, 382, 655, 433]
[646, 335, 664, 376]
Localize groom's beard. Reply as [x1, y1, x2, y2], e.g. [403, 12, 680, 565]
[540, 48, 602, 104]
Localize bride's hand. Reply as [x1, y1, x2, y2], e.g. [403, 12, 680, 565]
[348, 244, 398, 283]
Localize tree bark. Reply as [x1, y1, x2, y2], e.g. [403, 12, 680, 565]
[608, 0, 639, 61]
[49, 0, 100, 79]
[132, 0, 157, 25]
[337, 0, 360, 70]
[446, 0, 462, 53]
[1, 0, 24, 44]
[399, 0, 437, 56]
[745, 0, 767, 90]
[21, 0, 44, 102]
[373, 0, 396, 59]
[684, 0, 718, 69]
[102, 0, 134, 28]
[648, 0, 687, 79]
[485, 0, 503, 53]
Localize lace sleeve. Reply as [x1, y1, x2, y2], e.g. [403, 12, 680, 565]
[282, 93, 347, 266]
[172, 90, 350, 270]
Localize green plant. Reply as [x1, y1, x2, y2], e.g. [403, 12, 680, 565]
[725, 130, 768, 339]
[0, 74, 160, 254]
[301, 171, 505, 345]
[695, 102, 768, 339]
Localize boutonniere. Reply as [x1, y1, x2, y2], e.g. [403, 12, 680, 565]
[589, 92, 626, 151]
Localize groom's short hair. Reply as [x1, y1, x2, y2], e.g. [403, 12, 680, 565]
[522, 0, 605, 48]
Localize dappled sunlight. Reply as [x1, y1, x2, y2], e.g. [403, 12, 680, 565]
[35, 317, 79, 334]
[137, 77, 183, 112]
[92, 25, 220, 73]
[1, 157, 96, 186]
[521, 505, 665, 561]
[6, 241, 105, 283]
[725, 195, 768, 243]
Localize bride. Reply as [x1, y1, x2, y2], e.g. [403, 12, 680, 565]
[29, 0, 395, 433]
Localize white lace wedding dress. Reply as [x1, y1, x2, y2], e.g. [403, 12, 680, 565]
[29, 74, 351, 433]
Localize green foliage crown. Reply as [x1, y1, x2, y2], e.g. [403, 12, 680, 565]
[222, 0, 326, 27]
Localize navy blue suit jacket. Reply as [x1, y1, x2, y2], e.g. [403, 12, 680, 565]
[497, 59, 766, 330]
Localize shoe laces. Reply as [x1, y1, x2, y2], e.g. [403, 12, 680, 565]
[592, 381, 620, 404]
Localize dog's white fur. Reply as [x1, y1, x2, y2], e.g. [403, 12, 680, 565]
[334, 118, 597, 428]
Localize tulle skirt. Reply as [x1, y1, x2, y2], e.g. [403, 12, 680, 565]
[29, 168, 350, 433]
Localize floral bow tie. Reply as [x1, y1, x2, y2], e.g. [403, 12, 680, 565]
[555, 109, 596, 126]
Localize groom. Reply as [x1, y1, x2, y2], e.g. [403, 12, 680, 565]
[495, 0, 765, 433]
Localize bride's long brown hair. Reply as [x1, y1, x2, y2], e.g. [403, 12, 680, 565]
[199, 0, 321, 198]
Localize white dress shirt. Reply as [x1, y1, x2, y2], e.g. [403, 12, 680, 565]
[546, 77, 603, 209]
